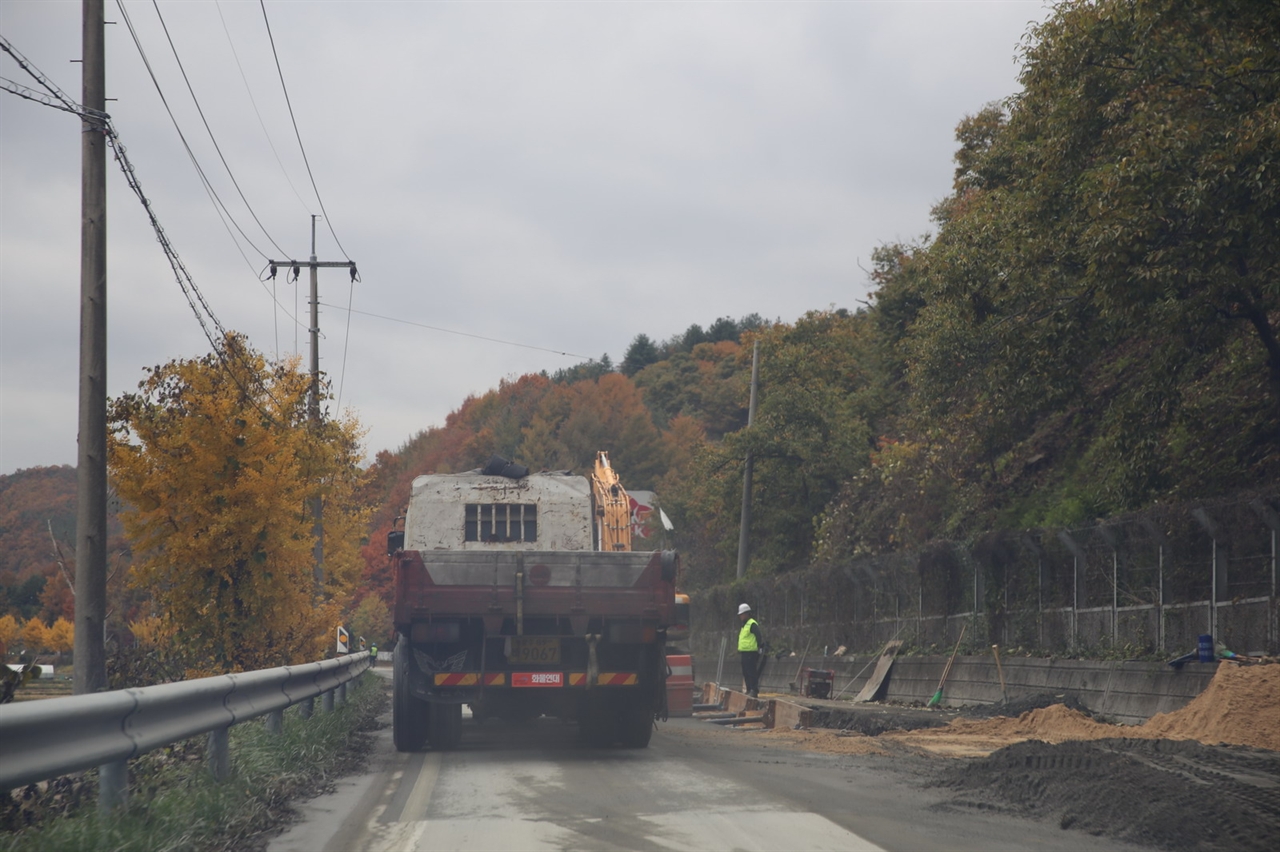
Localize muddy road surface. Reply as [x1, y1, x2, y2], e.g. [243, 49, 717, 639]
[268, 692, 1141, 851]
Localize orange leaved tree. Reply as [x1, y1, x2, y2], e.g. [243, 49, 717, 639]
[0, 613, 19, 660]
[47, 617, 73, 666]
[20, 617, 50, 657]
[108, 333, 369, 674]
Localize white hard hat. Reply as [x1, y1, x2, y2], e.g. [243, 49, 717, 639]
[738, 603, 751, 615]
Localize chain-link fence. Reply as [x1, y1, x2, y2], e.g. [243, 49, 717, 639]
[691, 491, 1279, 661]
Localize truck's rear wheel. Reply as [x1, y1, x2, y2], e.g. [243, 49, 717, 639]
[393, 643, 429, 752]
[619, 704, 654, 748]
[430, 702, 463, 750]
[579, 695, 616, 747]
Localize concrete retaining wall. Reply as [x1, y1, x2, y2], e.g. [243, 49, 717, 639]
[705, 654, 1219, 726]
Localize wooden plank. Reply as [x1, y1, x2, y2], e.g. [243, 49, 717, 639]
[852, 639, 903, 703]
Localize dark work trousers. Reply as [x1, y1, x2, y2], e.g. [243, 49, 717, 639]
[740, 650, 760, 696]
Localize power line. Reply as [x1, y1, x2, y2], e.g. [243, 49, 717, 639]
[115, 2, 307, 348]
[1, 35, 287, 424]
[148, 0, 287, 258]
[317, 302, 590, 359]
[115, 0, 305, 347]
[259, 0, 350, 261]
[335, 276, 355, 410]
[114, 0, 273, 262]
[0, 35, 83, 112]
[105, 125, 287, 423]
[0, 75, 84, 115]
[214, 0, 313, 217]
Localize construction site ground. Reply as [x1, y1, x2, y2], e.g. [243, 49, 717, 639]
[713, 662, 1280, 852]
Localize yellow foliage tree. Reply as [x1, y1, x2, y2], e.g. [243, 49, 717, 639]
[21, 617, 50, 655]
[47, 617, 74, 666]
[108, 333, 369, 673]
[47, 617, 74, 653]
[0, 613, 19, 658]
[128, 614, 176, 649]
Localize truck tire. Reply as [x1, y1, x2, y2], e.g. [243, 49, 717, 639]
[393, 643, 429, 752]
[579, 695, 616, 747]
[430, 702, 463, 750]
[619, 705, 654, 749]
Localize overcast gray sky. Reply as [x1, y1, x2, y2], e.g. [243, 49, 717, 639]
[1, 0, 1049, 475]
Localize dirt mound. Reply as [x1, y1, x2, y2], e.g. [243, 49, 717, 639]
[938, 738, 1280, 852]
[1141, 662, 1280, 751]
[807, 705, 949, 736]
[764, 727, 889, 756]
[889, 663, 1280, 755]
[893, 703, 1120, 744]
[958, 691, 1093, 719]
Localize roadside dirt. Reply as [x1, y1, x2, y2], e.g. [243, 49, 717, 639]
[757, 662, 1280, 851]
[938, 738, 1280, 852]
[774, 662, 1280, 758]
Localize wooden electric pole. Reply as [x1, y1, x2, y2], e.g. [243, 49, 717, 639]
[268, 217, 355, 594]
[73, 0, 108, 696]
[735, 339, 760, 580]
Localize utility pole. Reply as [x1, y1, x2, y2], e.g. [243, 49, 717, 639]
[74, 0, 108, 696]
[268, 218, 355, 594]
[735, 339, 760, 580]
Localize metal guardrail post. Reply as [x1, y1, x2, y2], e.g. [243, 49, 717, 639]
[99, 760, 128, 813]
[322, 690, 335, 714]
[337, 682, 347, 706]
[266, 709, 283, 734]
[300, 696, 314, 719]
[208, 727, 230, 782]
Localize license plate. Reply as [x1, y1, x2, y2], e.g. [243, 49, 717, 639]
[512, 671, 563, 688]
[509, 637, 561, 664]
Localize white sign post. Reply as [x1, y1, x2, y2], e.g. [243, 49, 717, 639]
[336, 625, 350, 654]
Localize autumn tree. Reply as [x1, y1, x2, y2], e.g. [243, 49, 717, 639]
[0, 614, 18, 659]
[47, 617, 73, 665]
[20, 617, 49, 656]
[806, 0, 1280, 563]
[128, 614, 176, 649]
[349, 595, 392, 648]
[633, 340, 751, 437]
[671, 312, 880, 582]
[108, 333, 369, 673]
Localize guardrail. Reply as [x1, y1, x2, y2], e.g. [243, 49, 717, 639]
[0, 651, 370, 810]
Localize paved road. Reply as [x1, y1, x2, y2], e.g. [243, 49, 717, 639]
[270, 680, 1144, 852]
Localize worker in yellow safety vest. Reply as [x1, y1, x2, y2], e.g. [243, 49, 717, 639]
[737, 603, 764, 697]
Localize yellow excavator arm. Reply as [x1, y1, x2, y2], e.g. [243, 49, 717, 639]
[591, 451, 632, 551]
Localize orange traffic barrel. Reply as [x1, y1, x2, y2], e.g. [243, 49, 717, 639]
[666, 654, 694, 717]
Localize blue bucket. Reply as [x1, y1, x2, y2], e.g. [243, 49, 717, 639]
[1197, 634, 1214, 663]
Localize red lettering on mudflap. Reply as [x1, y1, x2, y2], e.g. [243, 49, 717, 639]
[512, 672, 564, 687]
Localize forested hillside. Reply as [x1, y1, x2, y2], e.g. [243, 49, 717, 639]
[358, 0, 1280, 603]
[0, 466, 101, 623]
[4, 0, 1276, 645]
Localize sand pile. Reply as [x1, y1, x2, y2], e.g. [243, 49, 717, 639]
[894, 662, 1280, 755]
[765, 727, 889, 756]
[893, 704, 1118, 745]
[1140, 661, 1280, 750]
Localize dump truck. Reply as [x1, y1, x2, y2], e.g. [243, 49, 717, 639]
[387, 454, 678, 751]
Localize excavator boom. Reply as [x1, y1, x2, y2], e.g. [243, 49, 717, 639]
[592, 451, 632, 551]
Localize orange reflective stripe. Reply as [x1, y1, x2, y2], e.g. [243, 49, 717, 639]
[568, 672, 586, 686]
[483, 672, 505, 686]
[597, 672, 637, 686]
[434, 672, 479, 686]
